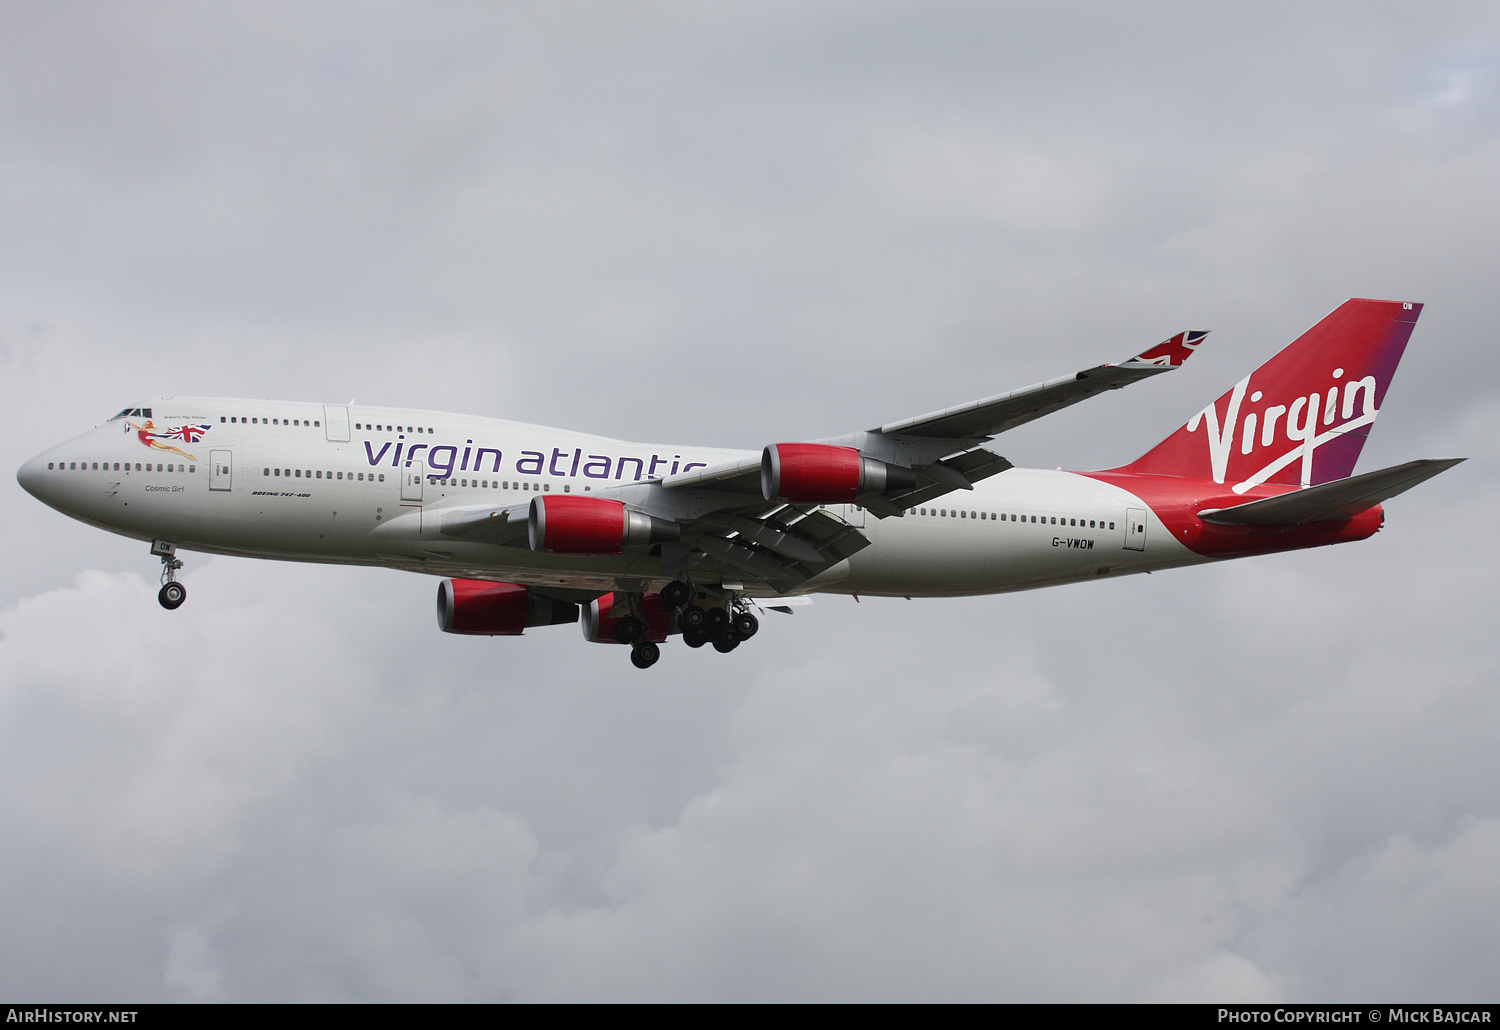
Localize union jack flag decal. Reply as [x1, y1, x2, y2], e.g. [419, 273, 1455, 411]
[160, 424, 211, 443]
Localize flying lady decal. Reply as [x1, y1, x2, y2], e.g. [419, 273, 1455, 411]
[126, 420, 212, 461]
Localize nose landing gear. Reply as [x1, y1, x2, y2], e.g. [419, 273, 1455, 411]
[152, 540, 186, 610]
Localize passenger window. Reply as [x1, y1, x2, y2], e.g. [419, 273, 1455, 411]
[1109, 522, 1115, 529]
[379, 474, 385, 482]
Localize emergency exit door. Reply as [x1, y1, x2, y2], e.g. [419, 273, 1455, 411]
[1124, 507, 1146, 551]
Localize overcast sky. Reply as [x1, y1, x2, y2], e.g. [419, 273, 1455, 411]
[3, 1, 1499, 1002]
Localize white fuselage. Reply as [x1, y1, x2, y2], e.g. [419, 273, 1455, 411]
[17, 398, 1197, 599]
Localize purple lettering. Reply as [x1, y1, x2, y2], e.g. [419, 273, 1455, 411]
[475, 447, 503, 473]
[616, 456, 644, 481]
[549, 447, 570, 476]
[680, 462, 707, 473]
[392, 442, 404, 467]
[569, 448, 582, 477]
[583, 455, 612, 479]
[517, 450, 544, 475]
[365, 441, 393, 465]
[428, 445, 457, 477]
[648, 454, 668, 478]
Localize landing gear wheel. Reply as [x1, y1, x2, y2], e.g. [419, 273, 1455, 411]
[614, 616, 646, 645]
[706, 606, 730, 631]
[683, 627, 708, 648]
[158, 582, 186, 610]
[681, 605, 707, 631]
[631, 640, 661, 668]
[732, 612, 759, 639]
[659, 580, 691, 609]
[712, 635, 740, 654]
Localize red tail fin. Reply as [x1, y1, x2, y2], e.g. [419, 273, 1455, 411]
[1114, 299, 1421, 493]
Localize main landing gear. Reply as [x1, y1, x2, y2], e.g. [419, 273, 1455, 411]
[613, 579, 764, 670]
[668, 581, 758, 656]
[611, 607, 663, 669]
[152, 540, 186, 610]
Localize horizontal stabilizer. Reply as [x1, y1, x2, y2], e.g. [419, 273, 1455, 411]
[1198, 458, 1465, 526]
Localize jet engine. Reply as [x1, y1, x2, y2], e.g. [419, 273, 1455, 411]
[435, 579, 580, 635]
[528, 495, 680, 554]
[582, 592, 675, 644]
[760, 443, 916, 503]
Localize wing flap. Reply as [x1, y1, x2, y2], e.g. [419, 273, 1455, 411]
[881, 448, 1015, 512]
[1198, 458, 1464, 526]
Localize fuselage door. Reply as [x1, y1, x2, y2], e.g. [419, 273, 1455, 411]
[210, 450, 233, 492]
[1124, 507, 1147, 551]
[323, 405, 351, 442]
[401, 459, 424, 501]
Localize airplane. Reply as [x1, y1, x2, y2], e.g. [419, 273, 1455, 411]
[15, 298, 1463, 670]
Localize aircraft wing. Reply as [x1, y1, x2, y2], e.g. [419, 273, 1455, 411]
[606, 330, 1208, 591]
[873, 331, 1208, 440]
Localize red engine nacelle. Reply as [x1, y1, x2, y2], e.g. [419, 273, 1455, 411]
[435, 579, 580, 636]
[528, 495, 680, 554]
[582, 592, 675, 645]
[760, 443, 916, 503]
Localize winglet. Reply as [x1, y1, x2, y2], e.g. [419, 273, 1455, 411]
[1116, 330, 1210, 370]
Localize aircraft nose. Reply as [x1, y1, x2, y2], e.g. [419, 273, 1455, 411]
[16, 455, 47, 499]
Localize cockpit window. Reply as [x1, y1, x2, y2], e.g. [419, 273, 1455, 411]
[109, 407, 151, 420]
[111, 408, 132, 420]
